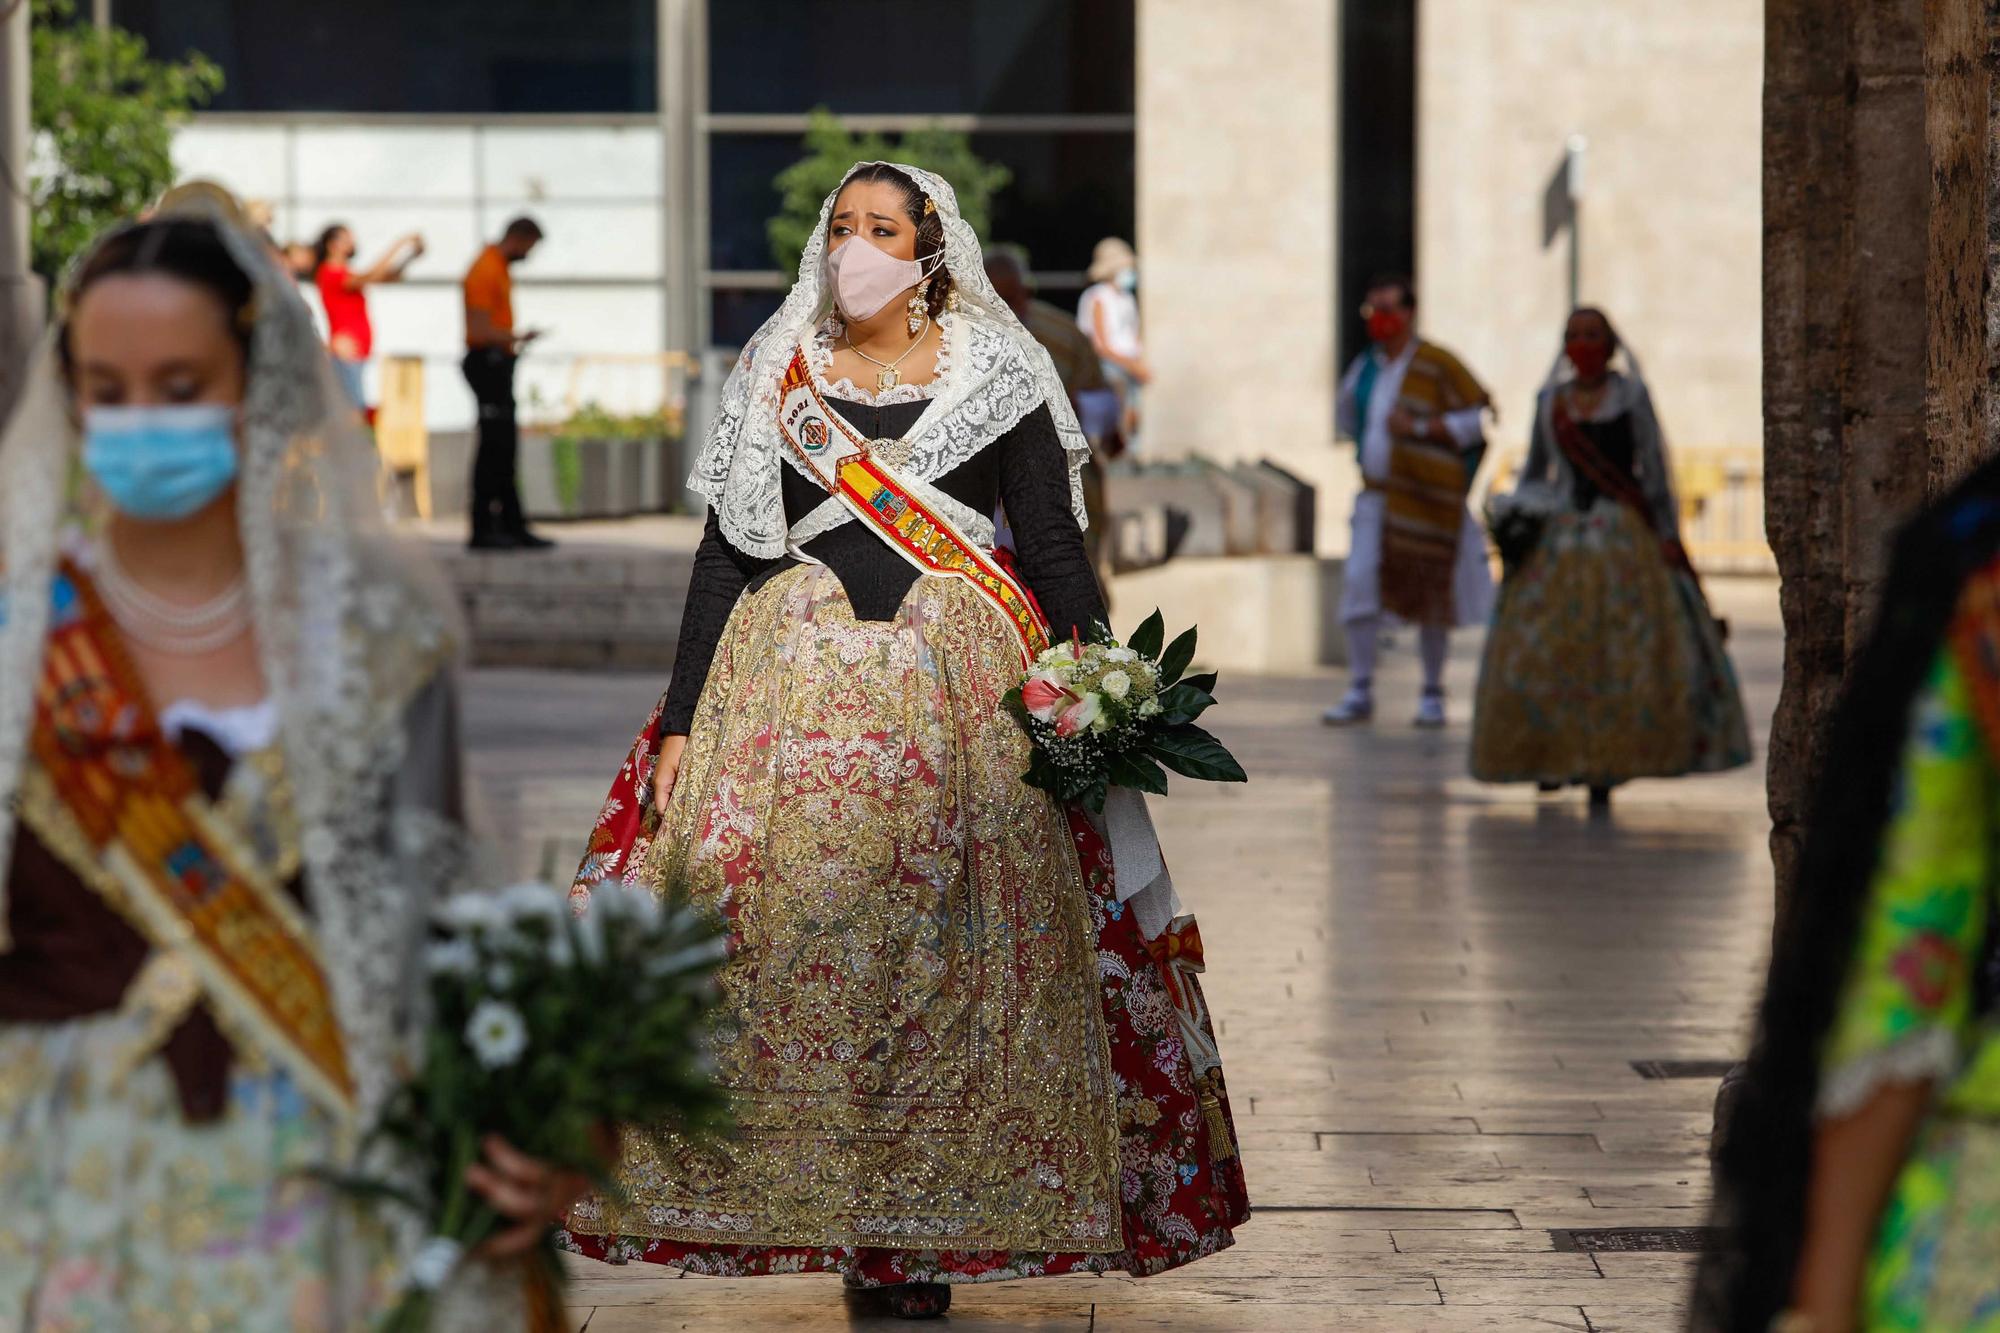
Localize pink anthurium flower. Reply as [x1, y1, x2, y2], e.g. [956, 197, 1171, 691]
[1055, 692, 1103, 737]
[1021, 672, 1071, 723]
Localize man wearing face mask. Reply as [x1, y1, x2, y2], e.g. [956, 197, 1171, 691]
[1324, 274, 1495, 729]
[1078, 236, 1149, 446]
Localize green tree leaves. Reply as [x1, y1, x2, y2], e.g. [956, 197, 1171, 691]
[29, 0, 223, 283]
[766, 108, 1013, 277]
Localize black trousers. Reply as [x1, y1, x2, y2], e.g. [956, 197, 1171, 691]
[463, 347, 523, 535]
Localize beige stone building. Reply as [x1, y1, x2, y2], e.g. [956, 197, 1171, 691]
[1137, 0, 1764, 557]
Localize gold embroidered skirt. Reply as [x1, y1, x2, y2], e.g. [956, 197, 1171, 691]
[587, 565, 1125, 1254]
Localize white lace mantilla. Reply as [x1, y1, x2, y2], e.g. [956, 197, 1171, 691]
[808, 313, 953, 407]
[687, 160, 1091, 561]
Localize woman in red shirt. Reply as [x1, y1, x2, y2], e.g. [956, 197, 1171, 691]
[312, 224, 424, 409]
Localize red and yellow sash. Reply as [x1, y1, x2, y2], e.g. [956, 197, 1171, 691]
[26, 563, 353, 1115]
[776, 347, 1050, 664]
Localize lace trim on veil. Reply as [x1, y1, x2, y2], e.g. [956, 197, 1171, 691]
[688, 160, 1091, 561]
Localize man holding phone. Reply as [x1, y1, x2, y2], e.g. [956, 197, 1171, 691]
[463, 215, 551, 550]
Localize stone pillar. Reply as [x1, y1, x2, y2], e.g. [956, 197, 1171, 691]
[1764, 0, 2000, 917]
[1134, 0, 1340, 515]
[0, 1, 43, 425]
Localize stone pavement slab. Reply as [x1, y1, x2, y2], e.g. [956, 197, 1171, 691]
[468, 579, 1782, 1331]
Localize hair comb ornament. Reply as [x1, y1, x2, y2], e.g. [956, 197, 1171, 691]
[923, 197, 937, 217]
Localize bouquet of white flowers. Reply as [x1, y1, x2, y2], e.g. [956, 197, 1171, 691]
[1485, 481, 1565, 571]
[324, 881, 726, 1331]
[1004, 609, 1247, 813]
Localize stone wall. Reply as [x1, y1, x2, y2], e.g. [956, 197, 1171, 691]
[1133, 0, 1339, 477]
[1415, 1, 1764, 452]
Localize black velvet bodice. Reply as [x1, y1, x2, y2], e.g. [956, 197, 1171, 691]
[661, 399, 1104, 734]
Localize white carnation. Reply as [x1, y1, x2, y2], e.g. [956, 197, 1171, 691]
[406, 1237, 464, 1292]
[1105, 647, 1138, 663]
[465, 999, 529, 1069]
[425, 938, 478, 978]
[1102, 670, 1132, 700]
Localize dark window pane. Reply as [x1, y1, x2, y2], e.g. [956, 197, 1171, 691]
[708, 136, 800, 272]
[112, 0, 656, 113]
[708, 0, 1134, 116]
[971, 133, 1134, 277]
[1339, 0, 1416, 367]
[710, 131, 1134, 277]
[711, 288, 786, 348]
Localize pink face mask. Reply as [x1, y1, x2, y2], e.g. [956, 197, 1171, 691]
[827, 236, 939, 322]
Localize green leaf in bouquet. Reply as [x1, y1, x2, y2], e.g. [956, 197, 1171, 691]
[1128, 608, 1166, 660]
[1179, 671, 1218, 695]
[1106, 749, 1171, 796]
[1155, 682, 1217, 727]
[1158, 626, 1198, 686]
[1150, 725, 1249, 784]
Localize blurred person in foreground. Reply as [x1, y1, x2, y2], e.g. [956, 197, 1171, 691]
[313, 223, 425, 411]
[1470, 308, 1749, 806]
[984, 242, 1121, 589]
[563, 162, 1247, 1320]
[1694, 456, 2000, 1331]
[0, 192, 579, 1330]
[462, 216, 550, 551]
[1078, 236, 1150, 442]
[1323, 274, 1493, 729]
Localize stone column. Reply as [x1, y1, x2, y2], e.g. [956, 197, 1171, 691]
[0, 0, 43, 425]
[1134, 0, 1343, 541]
[1763, 0, 2000, 917]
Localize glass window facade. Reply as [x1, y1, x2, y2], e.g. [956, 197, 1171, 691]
[112, 0, 657, 114]
[707, 0, 1134, 117]
[703, 1, 1136, 347]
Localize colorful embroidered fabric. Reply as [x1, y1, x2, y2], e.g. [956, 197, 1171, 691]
[1819, 641, 2000, 1328]
[563, 566, 1247, 1281]
[1471, 501, 1751, 786]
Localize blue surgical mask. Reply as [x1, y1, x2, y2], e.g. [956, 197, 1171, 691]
[1116, 267, 1138, 294]
[83, 404, 241, 521]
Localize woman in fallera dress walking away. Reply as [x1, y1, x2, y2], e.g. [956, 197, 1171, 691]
[562, 162, 1248, 1319]
[1470, 308, 1750, 805]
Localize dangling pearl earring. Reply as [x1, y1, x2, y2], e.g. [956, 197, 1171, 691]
[907, 280, 930, 338]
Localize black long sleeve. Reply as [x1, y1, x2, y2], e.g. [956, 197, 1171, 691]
[661, 510, 777, 734]
[660, 399, 1101, 734]
[998, 406, 1108, 644]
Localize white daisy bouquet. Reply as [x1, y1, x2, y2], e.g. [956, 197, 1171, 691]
[325, 881, 726, 1331]
[1005, 609, 1247, 813]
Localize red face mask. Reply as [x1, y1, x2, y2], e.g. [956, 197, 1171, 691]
[1566, 339, 1611, 380]
[1366, 307, 1409, 345]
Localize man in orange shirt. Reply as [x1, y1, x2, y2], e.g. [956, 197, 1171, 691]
[463, 215, 548, 549]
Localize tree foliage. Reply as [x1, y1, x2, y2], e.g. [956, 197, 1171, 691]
[28, 0, 223, 281]
[766, 108, 1012, 277]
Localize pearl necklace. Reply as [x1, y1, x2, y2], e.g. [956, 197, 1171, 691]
[96, 542, 252, 656]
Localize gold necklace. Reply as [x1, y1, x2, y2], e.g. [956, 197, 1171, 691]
[843, 317, 933, 393]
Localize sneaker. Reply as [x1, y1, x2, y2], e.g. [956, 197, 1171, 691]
[1413, 691, 1447, 729]
[1322, 687, 1375, 726]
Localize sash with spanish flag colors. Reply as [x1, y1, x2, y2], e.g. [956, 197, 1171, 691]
[25, 563, 354, 1116]
[775, 346, 1051, 665]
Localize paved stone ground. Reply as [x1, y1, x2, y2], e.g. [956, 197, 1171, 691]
[465, 579, 1782, 1331]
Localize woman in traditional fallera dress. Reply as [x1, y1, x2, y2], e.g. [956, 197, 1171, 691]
[1470, 308, 1750, 803]
[563, 162, 1249, 1318]
[0, 195, 576, 1331]
[1694, 459, 2000, 1331]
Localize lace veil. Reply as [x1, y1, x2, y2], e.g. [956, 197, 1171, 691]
[0, 187, 468, 1133]
[690, 160, 1092, 558]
